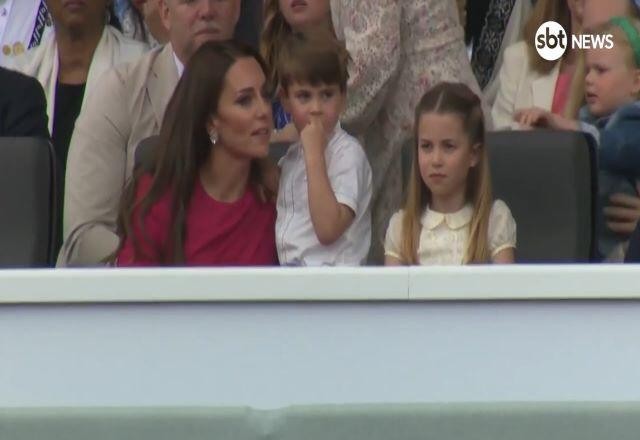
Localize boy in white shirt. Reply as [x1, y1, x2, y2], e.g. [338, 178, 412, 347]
[276, 31, 372, 265]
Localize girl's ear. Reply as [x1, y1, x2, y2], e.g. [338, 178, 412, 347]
[470, 143, 482, 167]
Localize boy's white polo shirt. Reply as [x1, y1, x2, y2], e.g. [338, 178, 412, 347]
[276, 124, 372, 266]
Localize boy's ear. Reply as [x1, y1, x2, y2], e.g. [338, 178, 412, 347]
[632, 68, 640, 96]
[339, 88, 347, 113]
[470, 143, 481, 167]
[279, 88, 291, 113]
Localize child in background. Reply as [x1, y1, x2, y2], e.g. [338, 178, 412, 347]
[276, 31, 372, 265]
[385, 82, 516, 265]
[516, 17, 640, 261]
[262, 0, 482, 264]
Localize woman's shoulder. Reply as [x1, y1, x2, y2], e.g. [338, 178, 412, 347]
[133, 173, 172, 213]
[502, 40, 530, 68]
[3, 32, 53, 75]
[107, 25, 149, 61]
[135, 173, 154, 192]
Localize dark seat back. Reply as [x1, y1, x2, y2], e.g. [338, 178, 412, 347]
[486, 130, 596, 262]
[0, 137, 57, 267]
[401, 130, 596, 262]
[135, 135, 159, 173]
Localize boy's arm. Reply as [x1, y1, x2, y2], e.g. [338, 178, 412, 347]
[302, 117, 355, 245]
[305, 153, 355, 245]
[597, 111, 640, 175]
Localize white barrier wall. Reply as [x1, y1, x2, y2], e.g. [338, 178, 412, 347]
[1, 266, 640, 409]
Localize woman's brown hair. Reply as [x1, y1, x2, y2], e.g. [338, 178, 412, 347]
[522, 0, 573, 74]
[399, 82, 493, 264]
[116, 41, 271, 265]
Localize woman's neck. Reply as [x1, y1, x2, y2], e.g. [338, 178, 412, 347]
[55, 23, 104, 85]
[430, 189, 467, 214]
[562, 48, 577, 70]
[293, 16, 334, 35]
[200, 146, 251, 203]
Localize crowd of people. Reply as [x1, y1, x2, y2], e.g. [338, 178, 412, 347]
[0, 0, 639, 267]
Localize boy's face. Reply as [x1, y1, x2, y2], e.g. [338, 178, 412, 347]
[585, 45, 640, 118]
[282, 81, 345, 137]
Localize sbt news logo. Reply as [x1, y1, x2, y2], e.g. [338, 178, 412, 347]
[535, 20, 614, 61]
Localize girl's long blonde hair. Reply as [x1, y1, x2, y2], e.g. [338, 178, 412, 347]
[261, 0, 335, 90]
[260, 0, 293, 88]
[399, 82, 493, 265]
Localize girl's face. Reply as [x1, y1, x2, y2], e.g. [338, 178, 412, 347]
[277, 0, 330, 31]
[417, 112, 479, 210]
[207, 57, 273, 160]
[585, 44, 640, 117]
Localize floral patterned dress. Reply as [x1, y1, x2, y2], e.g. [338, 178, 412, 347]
[331, 0, 484, 263]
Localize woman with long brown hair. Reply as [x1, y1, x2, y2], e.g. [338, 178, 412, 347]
[492, 0, 584, 129]
[116, 40, 277, 266]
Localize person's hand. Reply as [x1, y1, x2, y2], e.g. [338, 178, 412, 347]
[300, 116, 327, 161]
[270, 122, 299, 144]
[514, 107, 579, 131]
[514, 107, 550, 129]
[605, 183, 640, 236]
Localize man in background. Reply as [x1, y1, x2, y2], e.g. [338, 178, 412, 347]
[0, 66, 48, 138]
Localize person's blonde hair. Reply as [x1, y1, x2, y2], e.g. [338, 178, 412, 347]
[260, 0, 293, 88]
[592, 18, 640, 68]
[398, 83, 493, 265]
[565, 9, 640, 117]
[522, 0, 573, 74]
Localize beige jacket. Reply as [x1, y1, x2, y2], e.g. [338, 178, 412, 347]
[482, 0, 534, 107]
[58, 44, 179, 266]
[6, 26, 147, 133]
[491, 41, 560, 130]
